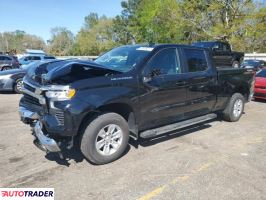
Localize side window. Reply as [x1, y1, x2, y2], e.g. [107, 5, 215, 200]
[4, 56, 12, 61]
[222, 43, 230, 51]
[184, 49, 208, 72]
[0, 56, 4, 61]
[33, 56, 41, 60]
[145, 48, 180, 76]
[24, 56, 30, 61]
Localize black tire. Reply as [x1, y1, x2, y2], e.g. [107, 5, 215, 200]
[2, 66, 11, 71]
[80, 112, 129, 165]
[223, 93, 245, 122]
[232, 60, 240, 68]
[14, 78, 23, 93]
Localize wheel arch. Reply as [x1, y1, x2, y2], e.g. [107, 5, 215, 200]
[78, 102, 138, 140]
[234, 85, 250, 101]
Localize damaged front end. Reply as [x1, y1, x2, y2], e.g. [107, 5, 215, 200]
[19, 60, 117, 158]
[19, 106, 61, 153]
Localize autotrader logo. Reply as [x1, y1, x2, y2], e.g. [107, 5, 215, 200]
[0, 188, 54, 200]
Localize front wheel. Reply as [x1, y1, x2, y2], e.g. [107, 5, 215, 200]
[222, 93, 245, 122]
[80, 113, 129, 165]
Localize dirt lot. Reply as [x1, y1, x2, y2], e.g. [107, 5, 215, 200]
[0, 93, 266, 200]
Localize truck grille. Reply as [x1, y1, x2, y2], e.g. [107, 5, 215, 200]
[23, 82, 35, 93]
[55, 111, 64, 126]
[23, 93, 41, 106]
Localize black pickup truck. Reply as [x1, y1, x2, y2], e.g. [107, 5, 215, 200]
[19, 44, 254, 165]
[193, 41, 244, 68]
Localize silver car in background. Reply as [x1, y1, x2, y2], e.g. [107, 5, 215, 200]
[0, 61, 48, 93]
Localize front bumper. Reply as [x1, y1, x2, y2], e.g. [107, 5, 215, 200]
[34, 121, 60, 152]
[19, 106, 60, 152]
[19, 106, 39, 122]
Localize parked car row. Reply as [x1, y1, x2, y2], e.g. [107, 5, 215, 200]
[0, 60, 56, 93]
[241, 59, 266, 71]
[19, 55, 56, 66]
[0, 55, 20, 70]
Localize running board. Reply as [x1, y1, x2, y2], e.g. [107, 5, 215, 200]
[140, 113, 217, 139]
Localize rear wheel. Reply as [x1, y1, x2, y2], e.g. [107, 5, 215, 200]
[2, 66, 11, 71]
[223, 93, 245, 122]
[80, 112, 129, 165]
[14, 78, 23, 93]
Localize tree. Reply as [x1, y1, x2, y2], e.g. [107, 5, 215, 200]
[113, 0, 265, 52]
[73, 14, 116, 55]
[84, 13, 99, 30]
[0, 30, 45, 53]
[112, 0, 141, 44]
[47, 27, 74, 56]
[241, 6, 266, 52]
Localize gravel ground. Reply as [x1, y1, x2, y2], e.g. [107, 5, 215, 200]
[0, 94, 266, 200]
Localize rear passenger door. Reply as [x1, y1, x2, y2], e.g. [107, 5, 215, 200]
[182, 48, 216, 118]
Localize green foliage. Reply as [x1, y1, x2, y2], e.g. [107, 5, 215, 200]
[1, 1, 265, 55]
[0, 30, 45, 54]
[113, 0, 266, 52]
[73, 14, 116, 55]
[47, 27, 74, 56]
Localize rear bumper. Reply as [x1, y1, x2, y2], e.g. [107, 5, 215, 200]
[254, 88, 266, 99]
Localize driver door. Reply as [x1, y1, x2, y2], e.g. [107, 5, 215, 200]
[139, 47, 188, 131]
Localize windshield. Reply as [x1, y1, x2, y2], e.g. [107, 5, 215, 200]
[256, 70, 266, 78]
[94, 46, 153, 72]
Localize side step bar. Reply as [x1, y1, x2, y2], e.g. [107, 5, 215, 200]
[140, 113, 217, 139]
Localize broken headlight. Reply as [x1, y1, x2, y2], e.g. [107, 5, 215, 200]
[45, 88, 76, 101]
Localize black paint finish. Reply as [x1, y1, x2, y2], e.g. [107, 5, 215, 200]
[19, 44, 254, 139]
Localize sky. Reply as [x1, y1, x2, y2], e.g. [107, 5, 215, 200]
[0, 0, 123, 41]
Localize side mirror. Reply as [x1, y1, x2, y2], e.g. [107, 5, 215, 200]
[143, 69, 162, 82]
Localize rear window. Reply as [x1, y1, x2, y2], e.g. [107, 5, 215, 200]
[184, 49, 208, 72]
[256, 70, 266, 78]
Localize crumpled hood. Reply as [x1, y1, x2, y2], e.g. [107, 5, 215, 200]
[27, 59, 121, 85]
